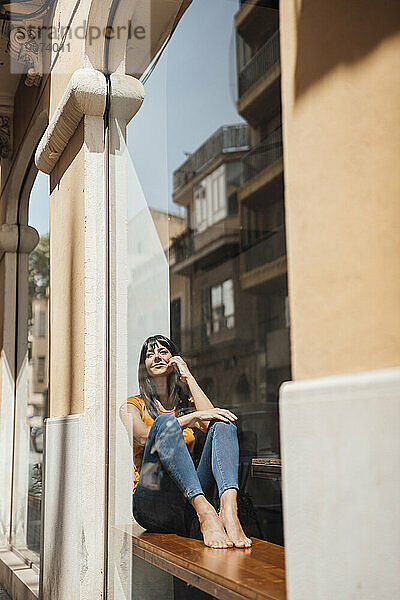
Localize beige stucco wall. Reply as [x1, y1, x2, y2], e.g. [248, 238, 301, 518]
[45, 0, 98, 418]
[281, 0, 400, 380]
[50, 121, 85, 416]
[46, 0, 193, 418]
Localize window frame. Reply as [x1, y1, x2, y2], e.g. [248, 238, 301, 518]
[201, 278, 235, 338]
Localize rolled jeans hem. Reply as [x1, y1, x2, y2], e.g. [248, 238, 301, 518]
[218, 484, 239, 498]
[186, 489, 204, 502]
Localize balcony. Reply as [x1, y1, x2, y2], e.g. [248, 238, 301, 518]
[238, 126, 283, 205]
[236, 0, 279, 42]
[240, 226, 287, 291]
[169, 229, 194, 266]
[170, 216, 239, 275]
[180, 323, 241, 357]
[173, 124, 249, 196]
[243, 225, 285, 272]
[238, 31, 280, 98]
[243, 126, 282, 183]
[236, 26, 280, 124]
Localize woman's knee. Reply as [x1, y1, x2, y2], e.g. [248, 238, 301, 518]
[152, 413, 180, 436]
[208, 419, 238, 444]
[210, 419, 237, 432]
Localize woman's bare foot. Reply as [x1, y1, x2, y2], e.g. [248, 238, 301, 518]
[220, 490, 252, 548]
[192, 495, 233, 548]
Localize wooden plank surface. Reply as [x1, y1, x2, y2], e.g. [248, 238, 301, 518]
[130, 525, 286, 600]
[252, 458, 282, 467]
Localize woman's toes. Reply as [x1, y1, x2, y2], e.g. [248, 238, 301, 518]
[200, 510, 234, 549]
[243, 536, 252, 547]
[220, 509, 252, 548]
[236, 535, 252, 548]
[213, 535, 233, 549]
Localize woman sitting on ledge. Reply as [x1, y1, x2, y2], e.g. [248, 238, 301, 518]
[120, 334, 252, 549]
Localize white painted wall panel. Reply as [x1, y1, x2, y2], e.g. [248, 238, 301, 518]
[42, 415, 82, 600]
[280, 368, 400, 600]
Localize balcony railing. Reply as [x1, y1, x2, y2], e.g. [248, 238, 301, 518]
[238, 31, 280, 97]
[173, 124, 249, 191]
[242, 126, 282, 184]
[180, 322, 237, 353]
[242, 225, 286, 273]
[170, 230, 194, 264]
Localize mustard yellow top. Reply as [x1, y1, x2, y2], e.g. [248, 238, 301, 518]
[127, 395, 195, 493]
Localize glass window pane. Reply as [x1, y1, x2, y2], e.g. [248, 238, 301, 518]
[222, 279, 234, 319]
[218, 168, 225, 212]
[12, 170, 49, 564]
[212, 175, 219, 215]
[211, 283, 222, 308]
[107, 0, 289, 597]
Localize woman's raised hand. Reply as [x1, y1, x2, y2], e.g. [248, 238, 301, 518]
[169, 357, 236, 429]
[168, 355, 193, 383]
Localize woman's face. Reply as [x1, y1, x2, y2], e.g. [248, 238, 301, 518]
[145, 342, 173, 378]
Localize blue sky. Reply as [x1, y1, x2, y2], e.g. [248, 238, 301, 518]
[29, 0, 243, 232]
[128, 0, 243, 215]
[28, 171, 50, 235]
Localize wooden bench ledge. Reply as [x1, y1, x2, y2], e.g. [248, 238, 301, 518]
[129, 524, 286, 600]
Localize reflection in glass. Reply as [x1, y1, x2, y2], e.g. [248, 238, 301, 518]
[26, 181, 49, 556]
[168, 0, 288, 547]
[108, 0, 289, 597]
[12, 171, 49, 562]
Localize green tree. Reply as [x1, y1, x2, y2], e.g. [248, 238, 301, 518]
[29, 233, 49, 299]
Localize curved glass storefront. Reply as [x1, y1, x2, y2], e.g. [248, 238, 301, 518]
[105, 1, 289, 597]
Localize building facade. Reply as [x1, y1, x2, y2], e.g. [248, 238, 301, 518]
[0, 1, 399, 599]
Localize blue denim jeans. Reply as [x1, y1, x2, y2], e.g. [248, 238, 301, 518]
[132, 414, 239, 536]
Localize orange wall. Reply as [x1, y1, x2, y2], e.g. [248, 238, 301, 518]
[280, 0, 400, 379]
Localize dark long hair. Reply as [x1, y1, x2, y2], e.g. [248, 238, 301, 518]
[138, 334, 191, 420]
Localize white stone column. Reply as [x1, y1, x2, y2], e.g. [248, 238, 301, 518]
[106, 71, 145, 600]
[80, 109, 108, 600]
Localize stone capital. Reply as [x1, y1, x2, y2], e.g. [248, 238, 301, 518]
[35, 69, 145, 174]
[0, 224, 40, 257]
[35, 68, 108, 174]
[110, 72, 145, 123]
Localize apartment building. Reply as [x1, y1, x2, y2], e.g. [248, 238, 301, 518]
[170, 124, 257, 399]
[168, 3, 289, 529]
[170, 118, 284, 546]
[237, 0, 290, 391]
[28, 295, 49, 415]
